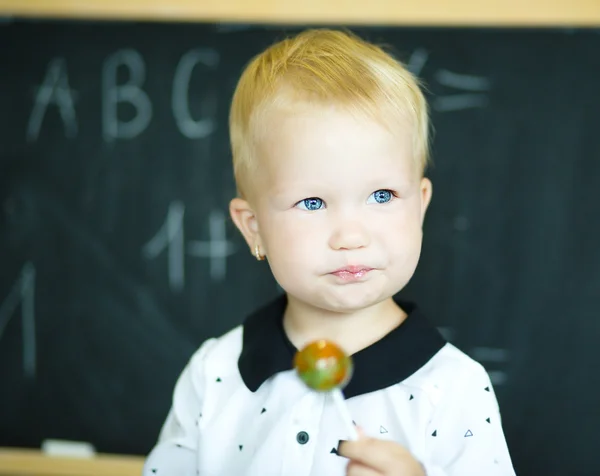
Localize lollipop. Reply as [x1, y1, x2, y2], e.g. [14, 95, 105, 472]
[294, 339, 358, 440]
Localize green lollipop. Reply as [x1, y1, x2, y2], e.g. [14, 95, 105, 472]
[294, 339, 358, 439]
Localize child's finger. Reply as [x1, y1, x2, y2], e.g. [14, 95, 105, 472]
[338, 438, 398, 473]
[346, 460, 381, 476]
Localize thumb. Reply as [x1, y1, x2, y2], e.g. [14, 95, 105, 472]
[354, 425, 367, 439]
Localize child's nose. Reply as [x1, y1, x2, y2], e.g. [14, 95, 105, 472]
[328, 219, 371, 251]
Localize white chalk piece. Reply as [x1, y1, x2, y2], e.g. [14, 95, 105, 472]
[41, 439, 96, 458]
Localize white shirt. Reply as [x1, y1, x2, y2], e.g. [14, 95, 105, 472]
[143, 296, 516, 476]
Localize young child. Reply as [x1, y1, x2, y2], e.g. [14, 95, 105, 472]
[143, 29, 516, 475]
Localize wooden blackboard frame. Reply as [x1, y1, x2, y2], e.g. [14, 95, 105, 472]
[0, 0, 600, 26]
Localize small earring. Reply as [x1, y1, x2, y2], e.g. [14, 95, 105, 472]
[254, 244, 265, 261]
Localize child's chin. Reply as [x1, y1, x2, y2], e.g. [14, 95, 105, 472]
[316, 289, 388, 313]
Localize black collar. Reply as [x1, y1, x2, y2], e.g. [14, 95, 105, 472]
[238, 294, 446, 399]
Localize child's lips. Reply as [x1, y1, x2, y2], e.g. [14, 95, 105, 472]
[330, 266, 374, 281]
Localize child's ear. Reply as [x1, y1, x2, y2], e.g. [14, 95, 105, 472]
[229, 197, 263, 252]
[420, 177, 433, 224]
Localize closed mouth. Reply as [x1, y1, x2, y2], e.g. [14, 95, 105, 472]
[329, 266, 374, 281]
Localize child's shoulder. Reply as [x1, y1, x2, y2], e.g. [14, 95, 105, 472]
[429, 342, 488, 377]
[402, 342, 495, 401]
[186, 325, 244, 373]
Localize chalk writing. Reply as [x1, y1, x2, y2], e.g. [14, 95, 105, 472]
[142, 201, 186, 292]
[27, 58, 77, 142]
[407, 48, 491, 112]
[102, 49, 152, 142]
[143, 203, 237, 289]
[0, 262, 37, 379]
[187, 209, 236, 282]
[172, 48, 219, 139]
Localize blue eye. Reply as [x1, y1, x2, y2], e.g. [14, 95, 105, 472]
[368, 189, 393, 204]
[296, 197, 324, 211]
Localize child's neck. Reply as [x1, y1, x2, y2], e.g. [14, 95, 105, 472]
[282, 295, 407, 356]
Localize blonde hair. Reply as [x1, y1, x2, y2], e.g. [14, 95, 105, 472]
[229, 29, 430, 199]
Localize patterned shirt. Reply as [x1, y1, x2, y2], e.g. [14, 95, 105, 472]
[143, 295, 516, 476]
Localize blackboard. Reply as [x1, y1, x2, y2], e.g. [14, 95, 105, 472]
[1, 19, 599, 476]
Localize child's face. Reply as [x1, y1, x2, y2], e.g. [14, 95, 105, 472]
[233, 105, 432, 313]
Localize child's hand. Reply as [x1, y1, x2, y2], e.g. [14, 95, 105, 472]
[338, 428, 426, 476]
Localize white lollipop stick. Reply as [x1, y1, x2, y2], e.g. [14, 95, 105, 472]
[331, 388, 359, 440]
